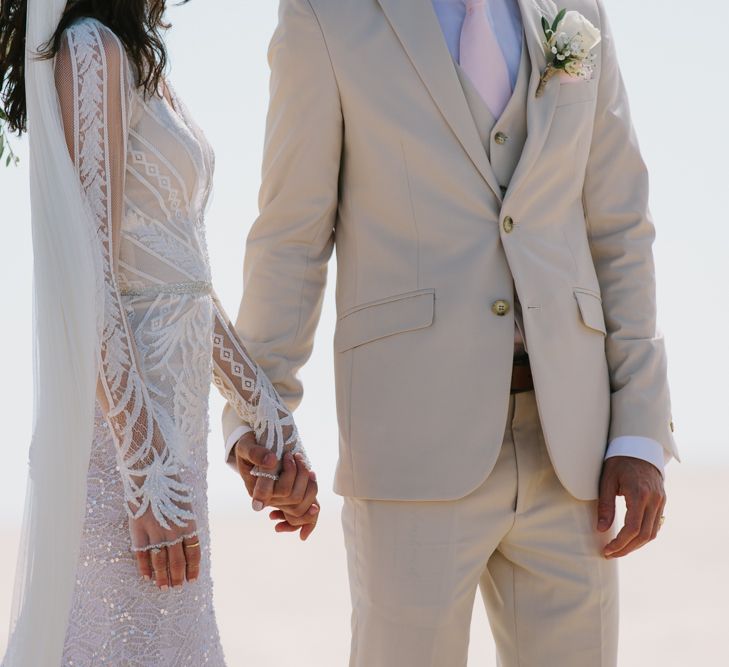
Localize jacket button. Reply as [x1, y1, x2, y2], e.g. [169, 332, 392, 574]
[494, 131, 508, 145]
[503, 216, 514, 233]
[491, 300, 510, 317]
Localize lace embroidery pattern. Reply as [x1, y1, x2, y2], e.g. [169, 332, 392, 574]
[59, 19, 227, 664]
[61, 411, 225, 666]
[53, 16, 309, 665]
[211, 298, 308, 466]
[68, 19, 195, 532]
[130, 148, 184, 220]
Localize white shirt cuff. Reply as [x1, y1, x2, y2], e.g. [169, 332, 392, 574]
[605, 436, 671, 476]
[225, 424, 253, 465]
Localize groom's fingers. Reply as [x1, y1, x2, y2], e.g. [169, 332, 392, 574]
[274, 521, 300, 533]
[272, 453, 296, 499]
[603, 490, 647, 558]
[279, 458, 310, 507]
[284, 477, 319, 519]
[299, 521, 318, 541]
[235, 436, 278, 470]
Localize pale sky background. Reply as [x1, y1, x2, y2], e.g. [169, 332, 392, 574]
[0, 0, 727, 529]
[1, 2, 728, 663]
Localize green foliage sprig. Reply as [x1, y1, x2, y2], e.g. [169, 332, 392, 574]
[541, 8, 567, 45]
[0, 110, 20, 167]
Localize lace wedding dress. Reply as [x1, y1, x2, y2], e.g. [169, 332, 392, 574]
[43, 18, 305, 665]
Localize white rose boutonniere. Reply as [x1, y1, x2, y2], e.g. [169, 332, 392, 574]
[536, 8, 601, 97]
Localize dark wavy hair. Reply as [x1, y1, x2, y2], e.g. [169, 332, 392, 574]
[0, 0, 185, 134]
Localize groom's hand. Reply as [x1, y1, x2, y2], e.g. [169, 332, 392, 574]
[597, 456, 666, 559]
[267, 454, 320, 541]
[234, 433, 319, 533]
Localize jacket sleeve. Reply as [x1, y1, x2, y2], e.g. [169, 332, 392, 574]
[222, 0, 342, 446]
[582, 0, 679, 461]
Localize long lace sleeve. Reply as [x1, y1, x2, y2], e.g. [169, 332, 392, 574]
[55, 20, 195, 544]
[211, 294, 309, 479]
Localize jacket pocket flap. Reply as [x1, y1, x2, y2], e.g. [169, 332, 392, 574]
[556, 79, 597, 107]
[574, 289, 606, 335]
[334, 289, 435, 353]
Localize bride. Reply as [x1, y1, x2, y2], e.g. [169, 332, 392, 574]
[0, 0, 319, 664]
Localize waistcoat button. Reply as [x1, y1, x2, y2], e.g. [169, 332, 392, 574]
[491, 300, 511, 317]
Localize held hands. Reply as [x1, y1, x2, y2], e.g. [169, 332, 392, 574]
[597, 455, 667, 559]
[234, 431, 320, 541]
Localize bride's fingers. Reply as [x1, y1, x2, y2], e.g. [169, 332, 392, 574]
[251, 476, 275, 511]
[150, 547, 170, 590]
[236, 456, 255, 496]
[167, 543, 186, 588]
[135, 550, 153, 581]
[183, 536, 201, 583]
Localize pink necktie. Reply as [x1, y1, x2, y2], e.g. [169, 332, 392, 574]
[460, 0, 512, 119]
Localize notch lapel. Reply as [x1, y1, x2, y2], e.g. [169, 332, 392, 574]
[507, 0, 561, 199]
[376, 0, 503, 202]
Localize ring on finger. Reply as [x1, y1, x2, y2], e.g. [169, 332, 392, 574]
[252, 471, 280, 481]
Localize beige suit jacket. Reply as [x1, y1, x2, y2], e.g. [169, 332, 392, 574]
[224, 0, 679, 501]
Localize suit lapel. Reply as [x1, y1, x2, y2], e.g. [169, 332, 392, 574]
[376, 0, 503, 202]
[507, 0, 561, 199]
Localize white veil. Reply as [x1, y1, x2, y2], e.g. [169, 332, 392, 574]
[3, 0, 103, 664]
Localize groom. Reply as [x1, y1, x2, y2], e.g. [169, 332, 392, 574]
[226, 0, 679, 664]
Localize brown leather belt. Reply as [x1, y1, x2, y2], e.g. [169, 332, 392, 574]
[511, 355, 534, 394]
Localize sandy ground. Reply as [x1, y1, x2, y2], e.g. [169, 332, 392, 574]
[1, 463, 726, 666]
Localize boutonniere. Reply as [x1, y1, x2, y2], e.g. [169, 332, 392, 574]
[536, 8, 601, 97]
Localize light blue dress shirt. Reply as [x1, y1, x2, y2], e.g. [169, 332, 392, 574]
[431, 0, 524, 88]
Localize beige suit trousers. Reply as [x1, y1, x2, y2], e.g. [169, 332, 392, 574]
[342, 391, 618, 667]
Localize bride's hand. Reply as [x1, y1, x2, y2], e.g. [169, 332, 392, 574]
[129, 508, 200, 589]
[233, 433, 319, 538]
